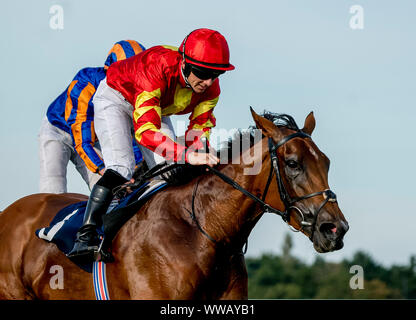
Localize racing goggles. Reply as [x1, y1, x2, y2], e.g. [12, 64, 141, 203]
[190, 65, 225, 80]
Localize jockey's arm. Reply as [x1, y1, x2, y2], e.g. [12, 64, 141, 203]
[185, 96, 218, 150]
[184, 95, 219, 166]
[133, 96, 218, 166]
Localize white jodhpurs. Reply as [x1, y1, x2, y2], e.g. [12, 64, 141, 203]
[93, 77, 176, 180]
[38, 117, 102, 193]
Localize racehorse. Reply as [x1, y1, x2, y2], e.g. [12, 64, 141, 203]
[0, 109, 348, 299]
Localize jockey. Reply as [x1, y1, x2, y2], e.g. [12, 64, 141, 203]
[39, 40, 145, 193]
[67, 28, 235, 263]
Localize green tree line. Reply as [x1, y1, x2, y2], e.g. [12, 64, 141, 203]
[246, 233, 416, 299]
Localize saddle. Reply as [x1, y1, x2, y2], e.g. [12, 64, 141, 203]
[36, 163, 204, 272]
[36, 180, 167, 273]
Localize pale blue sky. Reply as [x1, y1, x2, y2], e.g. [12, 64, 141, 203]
[1, 0, 415, 266]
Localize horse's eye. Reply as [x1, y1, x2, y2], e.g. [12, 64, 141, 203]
[286, 160, 298, 169]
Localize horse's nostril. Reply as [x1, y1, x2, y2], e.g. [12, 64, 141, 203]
[319, 222, 337, 236]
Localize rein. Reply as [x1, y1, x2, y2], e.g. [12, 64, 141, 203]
[183, 178, 218, 244]
[121, 130, 337, 246]
[206, 166, 288, 220]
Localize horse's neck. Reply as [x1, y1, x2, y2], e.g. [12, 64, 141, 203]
[200, 138, 282, 248]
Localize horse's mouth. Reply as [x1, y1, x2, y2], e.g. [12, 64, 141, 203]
[313, 237, 344, 253]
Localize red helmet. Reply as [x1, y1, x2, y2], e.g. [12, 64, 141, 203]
[179, 28, 235, 71]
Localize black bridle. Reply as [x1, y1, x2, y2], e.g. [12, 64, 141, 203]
[263, 133, 337, 240]
[205, 131, 337, 241]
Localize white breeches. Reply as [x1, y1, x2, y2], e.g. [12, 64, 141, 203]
[38, 117, 101, 193]
[93, 77, 176, 180]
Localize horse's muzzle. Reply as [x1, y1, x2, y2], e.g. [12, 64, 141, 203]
[313, 219, 349, 253]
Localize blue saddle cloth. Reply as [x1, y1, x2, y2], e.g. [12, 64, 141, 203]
[35, 181, 168, 273]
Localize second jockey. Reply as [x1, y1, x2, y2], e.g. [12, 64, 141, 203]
[39, 40, 145, 193]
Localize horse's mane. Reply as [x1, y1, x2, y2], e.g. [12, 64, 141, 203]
[218, 110, 300, 159]
[162, 110, 300, 186]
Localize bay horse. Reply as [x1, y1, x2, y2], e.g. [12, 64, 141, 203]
[0, 109, 348, 299]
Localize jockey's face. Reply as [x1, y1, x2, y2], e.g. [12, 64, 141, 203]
[182, 61, 222, 94]
[187, 72, 215, 93]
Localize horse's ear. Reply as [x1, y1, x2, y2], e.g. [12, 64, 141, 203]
[302, 111, 316, 135]
[250, 107, 278, 138]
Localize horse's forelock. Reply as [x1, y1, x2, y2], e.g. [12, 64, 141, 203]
[261, 111, 300, 132]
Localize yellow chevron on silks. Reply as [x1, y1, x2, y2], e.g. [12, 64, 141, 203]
[133, 105, 162, 123]
[190, 96, 219, 120]
[190, 119, 215, 131]
[135, 122, 159, 142]
[162, 45, 179, 51]
[135, 88, 161, 108]
[200, 130, 210, 140]
[162, 84, 193, 116]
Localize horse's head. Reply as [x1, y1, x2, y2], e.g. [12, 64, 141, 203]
[251, 108, 349, 253]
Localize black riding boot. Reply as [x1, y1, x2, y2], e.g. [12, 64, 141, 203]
[66, 184, 113, 264]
